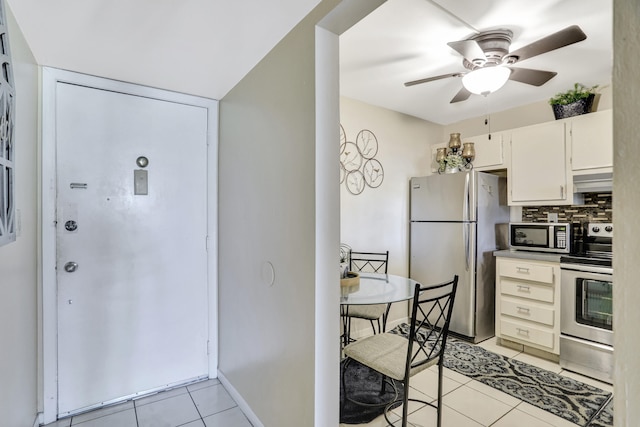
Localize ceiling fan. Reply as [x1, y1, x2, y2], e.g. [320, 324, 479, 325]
[404, 25, 587, 103]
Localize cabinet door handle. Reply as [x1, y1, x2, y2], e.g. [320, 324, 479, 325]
[517, 306, 530, 314]
[516, 328, 530, 336]
[516, 266, 530, 273]
[517, 284, 530, 292]
[560, 185, 565, 198]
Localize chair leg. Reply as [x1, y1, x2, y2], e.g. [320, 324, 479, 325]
[437, 359, 443, 427]
[382, 303, 391, 332]
[366, 319, 374, 335]
[401, 378, 409, 427]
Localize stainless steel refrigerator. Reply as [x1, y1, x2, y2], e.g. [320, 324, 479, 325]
[410, 171, 509, 343]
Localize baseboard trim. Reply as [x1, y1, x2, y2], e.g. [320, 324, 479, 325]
[217, 370, 263, 427]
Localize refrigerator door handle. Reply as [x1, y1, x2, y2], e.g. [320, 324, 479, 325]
[464, 173, 470, 221]
[464, 223, 470, 271]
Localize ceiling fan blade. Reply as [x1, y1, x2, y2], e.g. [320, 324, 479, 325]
[508, 67, 558, 86]
[447, 40, 486, 63]
[450, 87, 472, 103]
[508, 25, 587, 62]
[404, 72, 463, 87]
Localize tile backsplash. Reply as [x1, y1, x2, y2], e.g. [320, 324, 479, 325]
[521, 193, 612, 223]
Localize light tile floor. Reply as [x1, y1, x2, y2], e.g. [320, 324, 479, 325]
[42, 339, 612, 427]
[43, 379, 252, 427]
[341, 338, 613, 427]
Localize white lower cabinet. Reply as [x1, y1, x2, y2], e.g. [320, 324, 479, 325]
[495, 257, 561, 354]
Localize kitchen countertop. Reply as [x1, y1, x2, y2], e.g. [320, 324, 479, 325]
[493, 249, 563, 263]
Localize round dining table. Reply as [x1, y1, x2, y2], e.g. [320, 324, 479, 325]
[340, 272, 420, 347]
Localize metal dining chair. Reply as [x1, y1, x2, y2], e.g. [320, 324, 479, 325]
[344, 250, 390, 338]
[342, 275, 459, 427]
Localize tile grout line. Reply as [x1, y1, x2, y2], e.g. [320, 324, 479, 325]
[186, 388, 205, 425]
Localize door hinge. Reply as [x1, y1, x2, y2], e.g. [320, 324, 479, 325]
[205, 235, 209, 251]
[207, 340, 210, 355]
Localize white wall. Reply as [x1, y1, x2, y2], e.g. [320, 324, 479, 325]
[218, 1, 341, 426]
[613, 1, 640, 424]
[0, 6, 39, 427]
[339, 96, 442, 332]
[442, 86, 612, 138]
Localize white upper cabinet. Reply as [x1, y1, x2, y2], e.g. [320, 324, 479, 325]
[465, 132, 505, 171]
[508, 121, 581, 206]
[568, 110, 613, 173]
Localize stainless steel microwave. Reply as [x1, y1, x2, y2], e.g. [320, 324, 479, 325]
[509, 222, 571, 253]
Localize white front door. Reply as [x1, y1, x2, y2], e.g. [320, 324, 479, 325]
[55, 81, 209, 416]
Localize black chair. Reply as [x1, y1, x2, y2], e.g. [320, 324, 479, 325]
[342, 275, 459, 427]
[345, 250, 390, 336]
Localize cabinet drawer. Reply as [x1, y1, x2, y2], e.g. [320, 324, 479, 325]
[500, 298, 555, 326]
[500, 260, 554, 283]
[500, 278, 554, 303]
[500, 318, 555, 350]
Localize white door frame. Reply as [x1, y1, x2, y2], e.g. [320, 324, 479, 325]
[40, 67, 219, 424]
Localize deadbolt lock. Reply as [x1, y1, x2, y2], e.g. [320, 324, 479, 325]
[65, 220, 78, 231]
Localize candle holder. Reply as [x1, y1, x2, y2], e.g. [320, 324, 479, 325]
[437, 133, 475, 173]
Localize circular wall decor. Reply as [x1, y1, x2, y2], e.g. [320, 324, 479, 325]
[356, 129, 378, 159]
[363, 159, 384, 188]
[340, 141, 362, 172]
[345, 170, 366, 195]
[339, 125, 384, 195]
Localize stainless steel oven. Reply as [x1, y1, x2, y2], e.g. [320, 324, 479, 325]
[559, 222, 613, 384]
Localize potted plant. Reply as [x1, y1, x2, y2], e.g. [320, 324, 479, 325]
[549, 83, 599, 120]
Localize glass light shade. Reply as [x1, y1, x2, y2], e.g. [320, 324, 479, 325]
[462, 142, 475, 162]
[436, 147, 448, 162]
[462, 67, 511, 95]
[448, 133, 462, 151]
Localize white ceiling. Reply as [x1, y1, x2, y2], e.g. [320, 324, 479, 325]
[340, 0, 612, 124]
[6, 0, 321, 100]
[6, 0, 611, 126]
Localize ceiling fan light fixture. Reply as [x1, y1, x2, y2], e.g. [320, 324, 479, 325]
[462, 67, 511, 95]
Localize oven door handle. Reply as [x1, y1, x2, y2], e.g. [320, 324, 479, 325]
[560, 264, 613, 275]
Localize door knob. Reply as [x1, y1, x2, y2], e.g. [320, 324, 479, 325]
[64, 262, 78, 273]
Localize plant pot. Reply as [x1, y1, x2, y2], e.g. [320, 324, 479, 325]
[551, 94, 595, 120]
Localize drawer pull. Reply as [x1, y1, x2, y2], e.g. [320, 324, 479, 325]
[517, 306, 530, 314]
[517, 284, 531, 292]
[516, 328, 530, 336]
[516, 266, 530, 273]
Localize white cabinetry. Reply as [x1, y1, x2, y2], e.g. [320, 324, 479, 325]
[508, 120, 581, 205]
[495, 257, 561, 354]
[569, 110, 613, 173]
[465, 133, 506, 171]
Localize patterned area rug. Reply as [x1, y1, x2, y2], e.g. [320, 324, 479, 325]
[340, 358, 404, 424]
[589, 396, 614, 427]
[388, 324, 613, 427]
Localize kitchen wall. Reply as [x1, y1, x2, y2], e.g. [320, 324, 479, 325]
[0, 6, 39, 427]
[443, 86, 612, 138]
[613, 1, 640, 423]
[339, 96, 442, 333]
[218, 1, 344, 426]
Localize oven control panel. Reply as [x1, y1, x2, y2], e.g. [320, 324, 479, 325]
[587, 222, 613, 238]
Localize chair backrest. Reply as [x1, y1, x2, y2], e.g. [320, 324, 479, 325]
[404, 276, 458, 378]
[349, 250, 389, 274]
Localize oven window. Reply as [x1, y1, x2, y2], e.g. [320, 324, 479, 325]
[576, 279, 613, 330]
